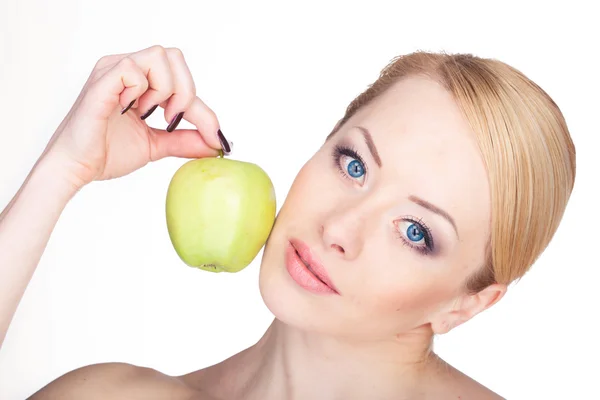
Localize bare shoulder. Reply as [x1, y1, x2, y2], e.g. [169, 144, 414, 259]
[27, 362, 203, 400]
[451, 372, 505, 400]
[431, 358, 505, 400]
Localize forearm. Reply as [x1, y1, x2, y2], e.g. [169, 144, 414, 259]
[0, 154, 79, 349]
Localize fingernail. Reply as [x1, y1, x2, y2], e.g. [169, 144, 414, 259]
[217, 129, 232, 154]
[120, 99, 136, 114]
[140, 104, 159, 120]
[166, 112, 184, 132]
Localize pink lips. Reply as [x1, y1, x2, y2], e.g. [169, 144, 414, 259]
[285, 238, 339, 295]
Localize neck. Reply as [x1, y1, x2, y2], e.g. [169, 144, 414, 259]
[202, 318, 442, 400]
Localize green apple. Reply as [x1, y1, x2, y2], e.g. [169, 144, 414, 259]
[165, 153, 276, 273]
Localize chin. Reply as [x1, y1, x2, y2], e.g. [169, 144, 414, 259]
[258, 231, 346, 336]
[259, 235, 313, 328]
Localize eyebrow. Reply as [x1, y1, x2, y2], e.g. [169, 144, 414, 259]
[352, 126, 457, 238]
[355, 126, 382, 167]
[409, 195, 459, 238]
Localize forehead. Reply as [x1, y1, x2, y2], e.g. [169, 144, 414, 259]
[362, 75, 472, 141]
[350, 75, 491, 242]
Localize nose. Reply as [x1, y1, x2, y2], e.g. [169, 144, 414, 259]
[319, 206, 366, 261]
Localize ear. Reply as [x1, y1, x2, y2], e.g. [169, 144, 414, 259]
[430, 283, 507, 335]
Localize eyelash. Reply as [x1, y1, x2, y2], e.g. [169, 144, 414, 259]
[332, 144, 368, 183]
[331, 144, 435, 256]
[395, 216, 435, 256]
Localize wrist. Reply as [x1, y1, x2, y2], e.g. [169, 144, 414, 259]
[0, 149, 80, 237]
[31, 150, 85, 203]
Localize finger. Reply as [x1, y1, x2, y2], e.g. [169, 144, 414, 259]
[133, 46, 228, 153]
[92, 44, 167, 72]
[158, 47, 226, 152]
[142, 98, 229, 155]
[84, 56, 149, 120]
[93, 51, 133, 70]
[147, 128, 220, 161]
[127, 46, 176, 119]
[161, 47, 197, 127]
[178, 96, 228, 152]
[93, 45, 231, 154]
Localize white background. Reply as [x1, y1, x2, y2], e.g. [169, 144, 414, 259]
[0, 1, 598, 399]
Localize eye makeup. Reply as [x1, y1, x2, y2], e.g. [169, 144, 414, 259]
[330, 141, 436, 256]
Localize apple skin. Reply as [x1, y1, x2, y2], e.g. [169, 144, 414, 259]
[165, 156, 276, 273]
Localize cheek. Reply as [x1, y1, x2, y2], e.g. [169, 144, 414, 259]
[356, 273, 457, 318]
[280, 155, 335, 213]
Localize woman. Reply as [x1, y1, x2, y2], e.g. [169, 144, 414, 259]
[0, 45, 576, 399]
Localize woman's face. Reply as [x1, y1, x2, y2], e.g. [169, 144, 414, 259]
[259, 75, 500, 340]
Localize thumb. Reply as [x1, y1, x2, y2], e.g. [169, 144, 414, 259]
[148, 128, 221, 161]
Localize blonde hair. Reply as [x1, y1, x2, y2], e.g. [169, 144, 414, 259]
[329, 51, 576, 292]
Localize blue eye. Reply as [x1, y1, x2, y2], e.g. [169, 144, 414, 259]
[406, 223, 424, 242]
[347, 159, 365, 178]
[394, 219, 434, 256]
[333, 145, 367, 185]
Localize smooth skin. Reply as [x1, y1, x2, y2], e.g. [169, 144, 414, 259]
[0, 45, 504, 399]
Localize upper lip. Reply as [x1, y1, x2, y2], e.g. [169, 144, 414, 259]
[289, 238, 339, 294]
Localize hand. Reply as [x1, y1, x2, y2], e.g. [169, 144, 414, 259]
[42, 45, 232, 190]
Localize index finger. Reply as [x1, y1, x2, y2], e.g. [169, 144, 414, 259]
[130, 46, 229, 154]
[182, 96, 230, 154]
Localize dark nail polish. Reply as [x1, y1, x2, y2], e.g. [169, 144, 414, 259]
[166, 112, 184, 132]
[120, 100, 136, 114]
[217, 129, 231, 154]
[140, 104, 159, 120]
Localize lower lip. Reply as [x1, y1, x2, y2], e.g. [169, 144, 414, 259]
[285, 242, 337, 295]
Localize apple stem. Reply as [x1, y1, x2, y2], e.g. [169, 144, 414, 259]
[218, 149, 224, 158]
